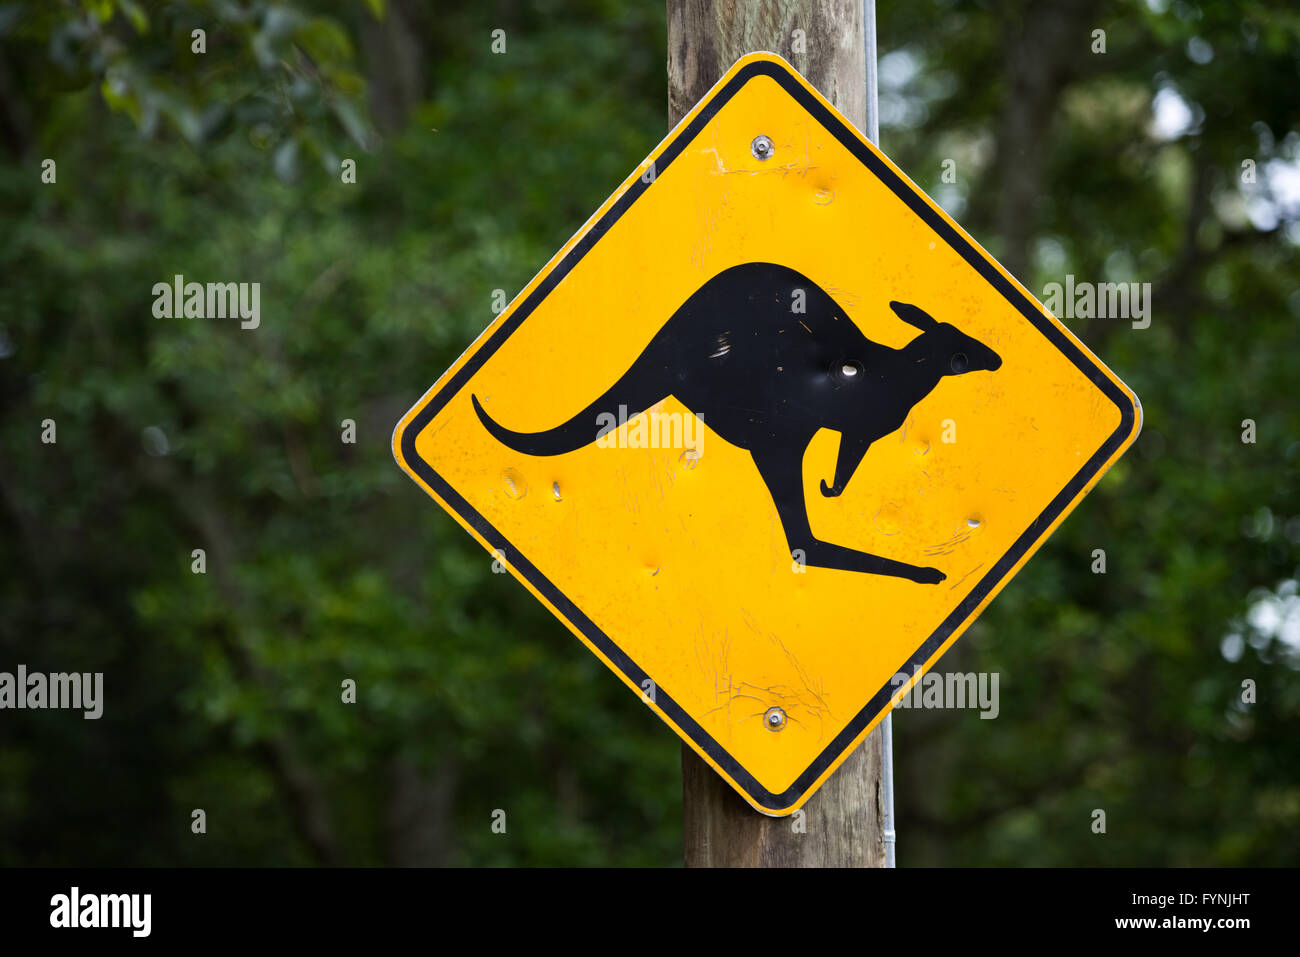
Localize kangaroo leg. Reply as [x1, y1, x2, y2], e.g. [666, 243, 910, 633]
[751, 441, 947, 584]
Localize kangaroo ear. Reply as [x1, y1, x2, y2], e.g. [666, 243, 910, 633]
[890, 300, 938, 331]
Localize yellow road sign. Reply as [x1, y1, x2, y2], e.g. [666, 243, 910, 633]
[393, 53, 1141, 815]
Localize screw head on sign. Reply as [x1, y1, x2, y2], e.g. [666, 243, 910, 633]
[764, 706, 787, 731]
[751, 135, 774, 160]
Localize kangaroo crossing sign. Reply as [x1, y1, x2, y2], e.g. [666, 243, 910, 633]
[393, 53, 1141, 814]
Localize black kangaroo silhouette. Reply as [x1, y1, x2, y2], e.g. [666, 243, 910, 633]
[472, 262, 1001, 584]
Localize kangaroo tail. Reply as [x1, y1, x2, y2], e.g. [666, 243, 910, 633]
[471, 351, 670, 457]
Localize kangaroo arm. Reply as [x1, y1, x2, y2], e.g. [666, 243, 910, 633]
[821, 433, 870, 497]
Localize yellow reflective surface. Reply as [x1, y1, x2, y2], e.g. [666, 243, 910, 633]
[395, 53, 1140, 814]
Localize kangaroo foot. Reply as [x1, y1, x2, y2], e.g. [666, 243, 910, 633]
[908, 565, 947, 585]
[799, 539, 947, 584]
[750, 443, 947, 584]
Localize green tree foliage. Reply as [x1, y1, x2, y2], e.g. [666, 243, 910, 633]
[879, 0, 1300, 866]
[0, 0, 1296, 865]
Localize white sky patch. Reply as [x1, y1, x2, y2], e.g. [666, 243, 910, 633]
[1033, 236, 1068, 275]
[1150, 87, 1195, 141]
[879, 49, 926, 130]
[1247, 158, 1300, 232]
[879, 48, 921, 88]
[933, 184, 966, 218]
[1227, 580, 1300, 667]
[1263, 159, 1300, 212]
[1186, 36, 1214, 65]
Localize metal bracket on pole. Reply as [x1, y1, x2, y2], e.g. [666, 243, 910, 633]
[864, 0, 897, 870]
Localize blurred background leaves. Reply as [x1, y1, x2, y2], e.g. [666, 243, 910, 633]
[0, 0, 1297, 865]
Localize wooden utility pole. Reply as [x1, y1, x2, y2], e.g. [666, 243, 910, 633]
[668, 0, 887, 868]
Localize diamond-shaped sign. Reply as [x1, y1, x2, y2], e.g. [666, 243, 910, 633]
[393, 53, 1141, 814]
